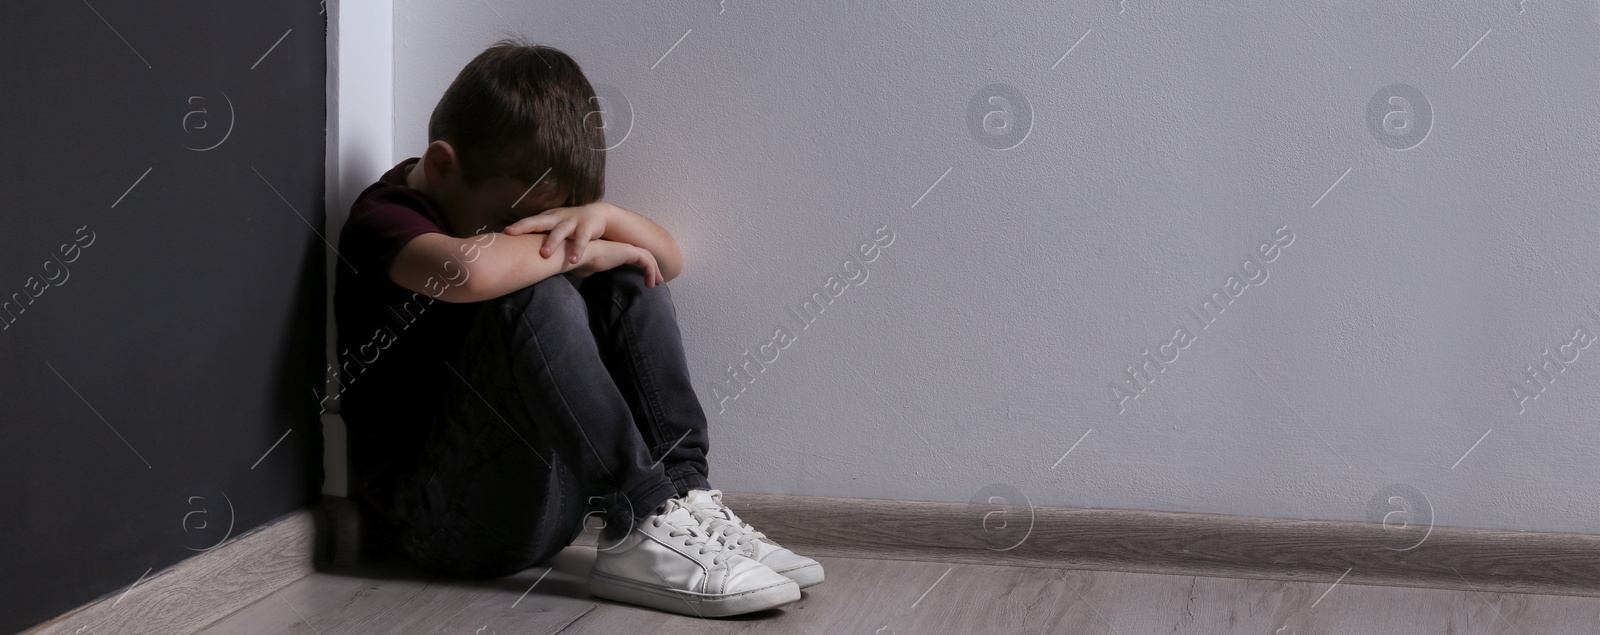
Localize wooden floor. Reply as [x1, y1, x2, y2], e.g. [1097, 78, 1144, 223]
[199, 547, 1600, 634]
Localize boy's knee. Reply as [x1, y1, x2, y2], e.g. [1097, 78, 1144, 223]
[587, 264, 648, 287]
[491, 273, 587, 324]
[584, 265, 671, 307]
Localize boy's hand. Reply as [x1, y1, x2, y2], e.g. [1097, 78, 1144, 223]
[502, 201, 616, 265]
[571, 239, 664, 287]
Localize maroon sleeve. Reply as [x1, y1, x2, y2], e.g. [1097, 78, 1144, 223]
[343, 195, 448, 279]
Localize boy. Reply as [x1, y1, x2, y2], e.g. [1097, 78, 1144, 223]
[332, 38, 822, 618]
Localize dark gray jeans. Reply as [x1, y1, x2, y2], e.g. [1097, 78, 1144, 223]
[385, 265, 712, 577]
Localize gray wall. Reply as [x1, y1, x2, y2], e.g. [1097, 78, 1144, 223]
[391, 1, 1600, 534]
[1, 2, 326, 631]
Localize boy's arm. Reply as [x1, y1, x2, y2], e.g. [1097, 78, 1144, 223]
[388, 231, 582, 303]
[601, 204, 684, 282]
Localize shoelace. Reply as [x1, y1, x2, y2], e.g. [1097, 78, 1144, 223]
[651, 498, 740, 566]
[691, 491, 771, 551]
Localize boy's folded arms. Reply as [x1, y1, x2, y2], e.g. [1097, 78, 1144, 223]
[388, 231, 582, 303]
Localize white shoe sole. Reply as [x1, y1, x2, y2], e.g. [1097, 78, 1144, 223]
[589, 570, 801, 617]
[774, 562, 824, 589]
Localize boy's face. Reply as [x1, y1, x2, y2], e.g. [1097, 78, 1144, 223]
[407, 140, 566, 236]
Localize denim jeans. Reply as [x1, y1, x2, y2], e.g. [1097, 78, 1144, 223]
[382, 265, 712, 577]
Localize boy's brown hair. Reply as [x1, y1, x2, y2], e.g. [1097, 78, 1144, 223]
[427, 37, 605, 207]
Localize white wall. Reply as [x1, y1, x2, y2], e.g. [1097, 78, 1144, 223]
[387, 1, 1600, 534]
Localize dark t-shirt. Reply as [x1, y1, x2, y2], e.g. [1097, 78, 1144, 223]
[333, 156, 481, 515]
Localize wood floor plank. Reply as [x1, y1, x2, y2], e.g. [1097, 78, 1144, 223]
[420, 549, 599, 635]
[1270, 576, 1600, 635]
[1480, 591, 1600, 634]
[197, 565, 432, 635]
[1171, 569, 1600, 634]
[36, 495, 1600, 633]
[197, 571, 359, 634]
[201, 550, 600, 635]
[566, 556, 1194, 634]
[200, 545, 1600, 635]
[1281, 579, 1499, 635]
[28, 510, 316, 635]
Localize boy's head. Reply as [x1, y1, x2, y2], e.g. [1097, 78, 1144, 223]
[409, 38, 606, 234]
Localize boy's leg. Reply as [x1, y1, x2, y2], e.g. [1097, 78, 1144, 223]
[389, 271, 679, 576]
[574, 268, 826, 589]
[574, 266, 712, 496]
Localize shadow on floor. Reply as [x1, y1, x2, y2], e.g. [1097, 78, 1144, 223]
[310, 544, 798, 623]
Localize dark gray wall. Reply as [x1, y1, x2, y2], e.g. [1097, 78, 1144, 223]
[1, 2, 326, 632]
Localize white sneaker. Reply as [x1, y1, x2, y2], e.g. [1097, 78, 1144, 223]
[589, 496, 801, 617]
[683, 489, 825, 589]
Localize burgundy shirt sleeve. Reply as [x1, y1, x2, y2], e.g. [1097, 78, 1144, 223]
[345, 196, 446, 277]
[341, 158, 450, 278]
